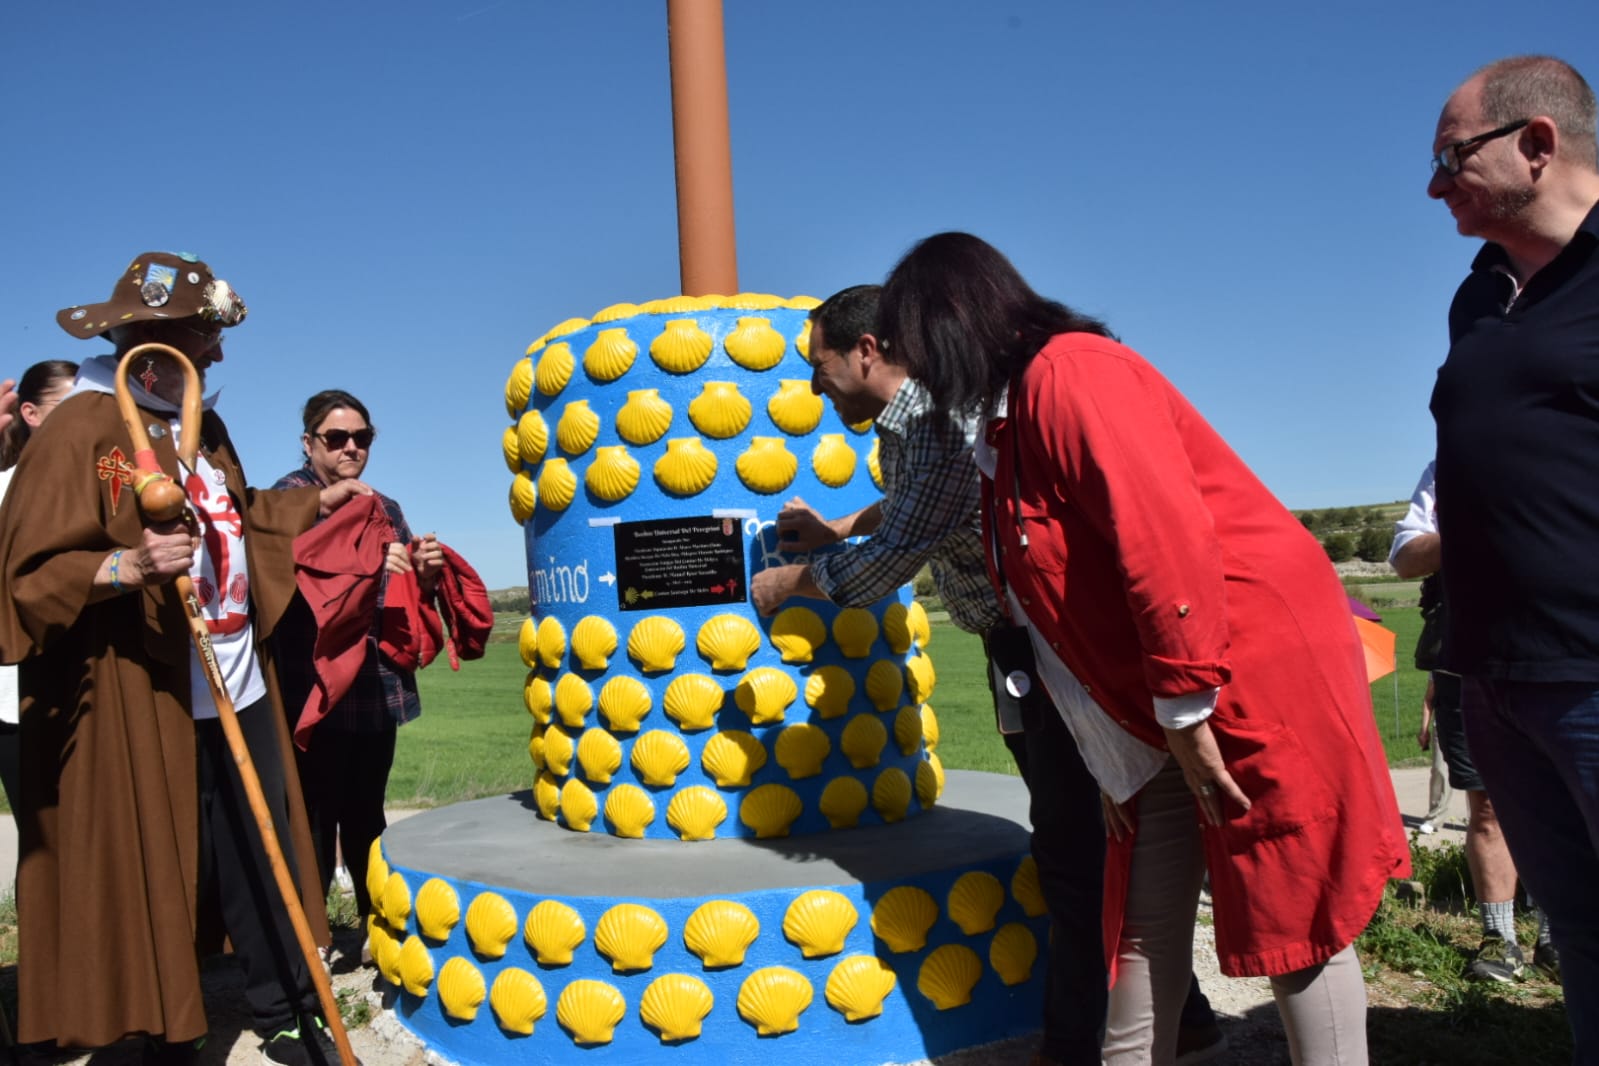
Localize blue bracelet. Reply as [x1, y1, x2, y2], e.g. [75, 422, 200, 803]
[109, 550, 125, 593]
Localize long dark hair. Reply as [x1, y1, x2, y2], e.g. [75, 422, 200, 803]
[877, 232, 1111, 412]
[0, 359, 78, 470]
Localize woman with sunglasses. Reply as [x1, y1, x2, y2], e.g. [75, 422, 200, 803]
[272, 389, 444, 933]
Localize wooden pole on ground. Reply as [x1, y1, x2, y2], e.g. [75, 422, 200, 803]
[666, 0, 739, 296]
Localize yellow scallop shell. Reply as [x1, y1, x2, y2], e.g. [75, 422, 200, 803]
[907, 600, 932, 647]
[840, 714, 888, 770]
[631, 729, 692, 787]
[725, 293, 788, 311]
[537, 458, 578, 511]
[568, 616, 617, 671]
[616, 388, 674, 446]
[736, 967, 813, 1036]
[535, 615, 565, 669]
[528, 724, 547, 771]
[683, 900, 760, 969]
[464, 891, 518, 959]
[583, 327, 637, 382]
[627, 616, 686, 673]
[554, 674, 594, 729]
[556, 979, 626, 1046]
[667, 786, 728, 841]
[795, 319, 813, 361]
[1011, 855, 1047, 918]
[812, 434, 857, 487]
[415, 878, 460, 942]
[543, 724, 575, 776]
[398, 935, 434, 997]
[871, 885, 939, 953]
[505, 356, 533, 419]
[782, 890, 859, 959]
[767, 379, 824, 435]
[524, 671, 552, 723]
[733, 666, 797, 725]
[517, 617, 538, 668]
[662, 673, 724, 731]
[653, 436, 719, 496]
[592, 301, 640, 323]
[577, 728, 622, 784]
[894, 706, 924, 756]
[640, 973, 714, 1043]
[774, 723, 831, 779]
[724, 316, 786, 371]
[535, 342, 575, 396]
[832, 608, 879, 659]
[366, 839, 389, 919]
[438, 956, 486, 1021]
[523, 899, 586, 966]
[819, 776, 869, 829]
[948, 871, 1006, 936]
[687, 381, 752, 439]
[585, 445, 641, 503]
[382, 872, 413, 928]
[916, 751, 945, 806]
[534, 770, 561, 820]
[770, 605, 826, 663]
[556, 399, 601, 456]
[559, 778, 597, 829]
[540, 317, 590, 344]
[872, 767, 913, 823]
[597, 675, 652, 732]
[369, 918, 401, 985]
[509, 472, 536, 524]
[502, 425, 522, 475]
[700, 730, 767, 788]
[650, 319, 714, 374]
[867, 438, 884, 489]
[824, 955, 898, 1022]
[865, 660, 904, 712]
[881, 602, 912, 655]
[989, 922, 1039, 986]
[918, 944, 984, 1010]
[784, 295, 822, 310]
[696, 613, 761, 671]
[804, 665, 855, 719]
[921, 703, 941, 751]
[906, 653, 937, 704]
[603, 782, 656, 838]
[739, 783, 803, 839]
[518, 409, 549, 467]
[735, 436, 798, 494]
[645, 296, 708, 314]
[489, 967, 548, 1035]
[594, 903, 669, 973]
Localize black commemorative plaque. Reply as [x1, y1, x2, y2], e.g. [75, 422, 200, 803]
[613, 516, 746, 611]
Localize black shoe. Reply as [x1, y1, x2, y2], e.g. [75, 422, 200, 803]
[1533, 941, 1561, 982]
[260, 1024, 352, 1066]
[302, 1016, 361, 1066]
[1466, 933, 1526, 983]
[1175, 1018, 1228, 1065]
[141, 1036, 204, 1066]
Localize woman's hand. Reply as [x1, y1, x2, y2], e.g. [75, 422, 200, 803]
[384, 542, 413, 575]
[411, 533, 445, 591]
[318, 478, 372, 517]
[1162, 719, 1251, 827]
[1101, 791, 1135, 843]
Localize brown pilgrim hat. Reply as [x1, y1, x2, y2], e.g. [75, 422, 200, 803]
[56, 251, 247, 339]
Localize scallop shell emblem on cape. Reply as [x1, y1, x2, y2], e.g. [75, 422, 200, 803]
[649, 319, 714, 374]
[414, 878, 460, 942]
[653, 436, 719, 495]
[683, 900, 760, 969]
[739, 782, 803, 839]
[535, 342, 575, 397]
[733, 666, 797, 724]
[825, 954, 898, 1022]
[559, 777, 599, 831]
[770, 605, 827, 663]
[489, 967, 548, 1035]
[841, 713, 888, 770]
[782, 889, 859, 959]
[662, 673, 723, 731]
[989, 922, 1039, 986]
[819, 775, 869, 829]
[870, 885, 939, 953]
[438, 956, 487, 1022]
[774, 723, 831, 779]
[734, 436, 797, 494]
[811, 433, 857, 487]
[832, 608, 879, 658]
[947, 871, 1005, 935]
[918, 944, 984, 1010]
[803, 664, 855, 718]
[594, 903, 670, 973]
[724, 316, 786, 370]
[536, 458, 578, 512]
[666, 785, 728, 841]
[627, 615, 686, 673]
[553, 673, 593, 729]
[640, 973, 715, 1043]
[556, 399, 601, 456]
[464, 891, 518, 959]
[687, 381, 752, 439]
[523, 899, 587, 966]
[631, 729, 692, 787]
[767, 379, 824, 435]
[584, 445, 640, 503]
[582, 327, 637, 382]
[696, 613, 761, 671]
[616, 388, 674, 445]
[597, 675, 651, 732]
[504, 356, 532, 419]
[865, 659, 904, 712]
[570, 615, 617, 671]
[555, 979, 626, 1046]
[517, 409, 549, 467]
[872, 766, 913, 823]
[700, 730, 767, 787]
[576, 728, 622, 784]
[603, 782, 656, 838]
[398, 935, 435, 997]
[736, 967, 814, 1036]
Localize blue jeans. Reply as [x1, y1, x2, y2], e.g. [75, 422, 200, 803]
[1463, 677, 1599, 1064]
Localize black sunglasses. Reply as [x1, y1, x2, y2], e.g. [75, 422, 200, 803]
[1431, 119, 1530, 176]
[311, 427, 375, 449]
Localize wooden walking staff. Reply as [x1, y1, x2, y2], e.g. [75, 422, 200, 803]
[113, 343, 357, 1066]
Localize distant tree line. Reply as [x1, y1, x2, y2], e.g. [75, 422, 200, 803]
[1294, 505, 1401, 565]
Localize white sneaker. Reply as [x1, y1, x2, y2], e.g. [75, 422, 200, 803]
[1418, 821, 1437, 834]
[334, 865, 354, 892]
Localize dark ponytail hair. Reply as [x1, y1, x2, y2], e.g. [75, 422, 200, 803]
[0, 359, 78, 470]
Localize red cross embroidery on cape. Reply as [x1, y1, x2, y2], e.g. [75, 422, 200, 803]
[96, 447, 136, 516]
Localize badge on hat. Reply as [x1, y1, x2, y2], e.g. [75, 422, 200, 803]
[199, 279, 246, 325]
[140, 263, 177, 308]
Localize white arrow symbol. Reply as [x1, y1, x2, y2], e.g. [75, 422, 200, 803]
[598, 572, 617, 586]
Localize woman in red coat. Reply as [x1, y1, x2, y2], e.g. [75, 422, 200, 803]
[879, 233, 1408, 1065]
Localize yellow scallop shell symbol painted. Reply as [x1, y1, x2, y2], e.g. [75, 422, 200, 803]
[542, 724, 575, 776]
[881, 602, 913, 655]
[812, 434, 857, 487]
[640, 973, 715, 1043]
[505, 356, 532, 419]
[662, 673, 724, 731]
[583, 327, 637, 383]
[603, 782, 657, 838]
[832, 608, 879, 659]
[592, 300, 640, 323]
[597, 675, 651, 732]
[700, 730, 767, 788]
[1010, 855, 1047, 918]
[774, 723, 831, 779]
[398, 935, 435, 997]
[688, 381, 752, 439]
[739, 783, 804, 839]
[535, 342, 575, 397]
[650, 319, 714, 374]
[804, 665, 855, 719]
[918, 943, 984, 1010]
[464, 891, 518, 959]
[825, 955, 898, 1022]
[523, 899, 586, 966]
[554, 674, 594, 729]
[594, 903, 670, 973]
[577, 728, 622, 785]
[989, 922, 1040, 986]
[528, 724, 547, 770]
[509, 472, 536, 524]
[767, 379, 824, 435]
[667, 785, 728, 841]
[631, 729, 692, 787]
[616, 388, 674, 446]
[517, 617, 538, 669]
[533, 770, 560, 820]
[369, 918, 401, 986]
[536, 458, 578, 512]
[917, 751, 946, 806]
[569, 616, 617, 671]
[893, 706, 924, 757]
[627, 616, 686, 673]
[948, 871, 1006, 936]
[683, 899, 761, 969]
[795, 319, 813, 361]
[382, 872, 413, 928]
[653, 436, 720, 496]
[841, 713, 888, 770]
[906, 653, 937, 703]
[517, 409, 549, 467]
[865, 659, 904, 712]
[414, 878, 460, 942]
[727, 293, 789, 311]
[872, 766, 913, 823]
[697, 614, 761, 672]
[921, 703, 941, 750]
[585, 445, 641, 503]
[782, 890, 859, 959]
[770, 605, 826, 663]
[876, 888, 933, 952]
[438, 956, 487, 1022]
[867, 437, 884, 489]
[502, 425, 521, 475]
[366, 839, 389, 918]
[556, 399, 601, 457]
[539, 317, 591, 344]
[737, 966, 814, 1036]
[735, 436, 798, 494]
[535, 615, 566, 670]
[555, 979, 627, 1046]
[734, 666, 797, 725]
[559, 778, 599, 832]
[724, 316, 786, 371]
[907, 600, 932, 647]
[819, 776, 869, 829]
[489, 967, 547, 1036]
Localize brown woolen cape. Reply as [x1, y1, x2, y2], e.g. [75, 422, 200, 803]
[0, 390, 331, 1047]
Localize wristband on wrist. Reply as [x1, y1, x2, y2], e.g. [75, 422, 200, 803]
[109, 550, 126, 593]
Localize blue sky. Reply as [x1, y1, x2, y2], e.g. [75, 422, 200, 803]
[4, 1, 1596, 587]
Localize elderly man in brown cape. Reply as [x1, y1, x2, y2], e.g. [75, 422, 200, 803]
[0, 253, 369, 1065]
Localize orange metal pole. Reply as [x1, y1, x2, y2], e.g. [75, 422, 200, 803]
[666, 0, 739, 296]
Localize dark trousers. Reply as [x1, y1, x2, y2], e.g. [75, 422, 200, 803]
[196, 700, 317, 1036]
[295, 721, 397, 919]
[0, 720, 18, 818]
